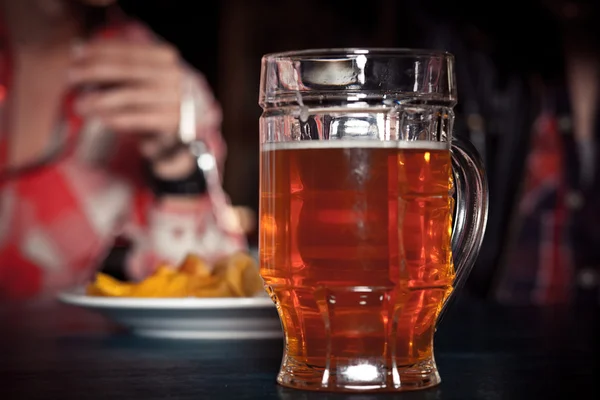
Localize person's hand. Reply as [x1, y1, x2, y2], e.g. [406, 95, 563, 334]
[70, 39, 193, 178]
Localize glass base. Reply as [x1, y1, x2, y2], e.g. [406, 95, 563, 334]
[277, 355, 441, 392]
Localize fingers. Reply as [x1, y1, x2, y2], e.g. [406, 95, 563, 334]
[96, 108, 180, 134]
[70, 40, 183, 136]
[69, 63, 180, 86]
[69, 40, 180, 86]
[75, 41, 179, 66]
[77, 85, 180, 115]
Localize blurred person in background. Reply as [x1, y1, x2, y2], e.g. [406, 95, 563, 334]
[405, 0, 600, 305]
[0, 0, 246, 300]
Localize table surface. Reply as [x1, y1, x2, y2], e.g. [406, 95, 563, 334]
[0, 295, 598, 400]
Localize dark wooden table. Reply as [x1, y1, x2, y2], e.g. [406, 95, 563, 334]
[0, 295, 598, 400]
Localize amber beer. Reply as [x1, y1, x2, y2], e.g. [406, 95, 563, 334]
[260, 140, 455, 389]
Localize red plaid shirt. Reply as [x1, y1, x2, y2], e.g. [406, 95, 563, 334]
[0, 19, 246, 299]
[495, 112, 574, 304]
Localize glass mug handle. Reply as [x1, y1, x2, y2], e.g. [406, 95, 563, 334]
[440, 136, 489, 319]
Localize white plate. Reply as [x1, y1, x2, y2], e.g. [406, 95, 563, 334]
[58, 289, 282, 340]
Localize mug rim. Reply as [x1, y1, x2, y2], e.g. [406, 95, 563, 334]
[262, 48, 454, 61]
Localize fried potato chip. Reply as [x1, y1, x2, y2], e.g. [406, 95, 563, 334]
[214, 252, 264, 297]
[213, 255, 243, 297]
[87, 252, 264, 299]
[241, 259, 265, 297]
[188, 274, 221, 291]
[128, 266, 180, 298]
[190, 278, 234, 298]
[152, 271, 190, 298]
[178, 254, 211, 278]
[86, 272, 133, 297]
[86, 284, 105, 297]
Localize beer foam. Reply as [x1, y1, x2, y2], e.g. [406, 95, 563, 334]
[261, 140, 449, 151]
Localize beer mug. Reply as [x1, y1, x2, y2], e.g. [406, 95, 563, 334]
[259, 49, 488, 392]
